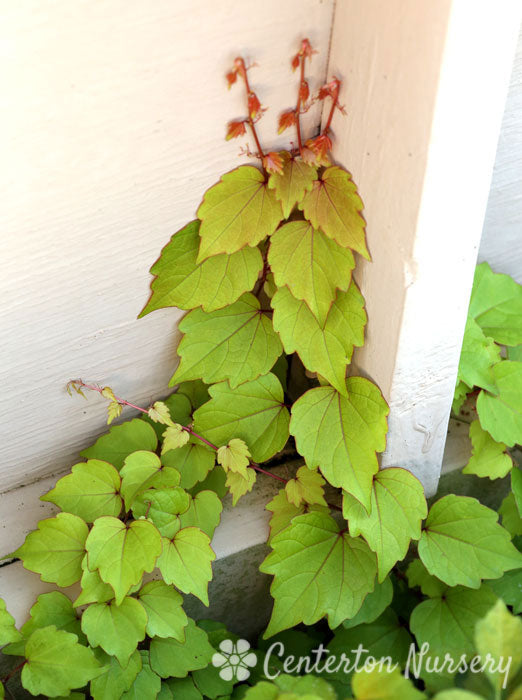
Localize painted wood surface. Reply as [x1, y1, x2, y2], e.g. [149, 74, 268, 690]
[0, 0, 334, 494]
[327, 0, 522, 495]
[479, 24, 522, 283]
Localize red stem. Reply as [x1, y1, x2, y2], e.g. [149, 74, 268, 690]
[323, 85, 340, 135]
[236, 58, 265, 160]
[295, 55, 306, 154]
[1, 660, 26, 685]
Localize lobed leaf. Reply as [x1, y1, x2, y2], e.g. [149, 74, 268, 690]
[140, 220, 263, 315]
[81, 418, 158, 470]
[499, 492, 522, 538]
[121, 650, 161, 700]
[351, 666, 426, 700]
[138, 580, 188, 641]
[343, 467, 427, 581]
[457, 317, 500, 393]
[178, 490, 223, 539]
[486, 568, 522, 613]
[469, 262, 522, 346]
[149, 618, 214, 678]
[260, 511, 377, 636]
[476, 361, 522, 446]
[0, 598, 22, 645]
[74, 558, 114, 607]
[285, 465, 327, 508]
[267, 153, 317, 217]
[197, 165, 283, 261]
[418, 494, 522, 588]
[225, 467, 257, 505]
[406, 559, 447, 598]
[474, 599, 522, 691]
[463, 419, 512, 479]
[193, 373, 290, 463]
[132, 486, 189, 538]
[290, 379, 389, 512]
[90, 649, 142, 700]
[162, 440, 215, 489]
[171, 293, 282, 389]
[120, 450, 179, 510]
[299, 166, 369, 259]
[272, 282, 366, 395]
[342, 576, 394, 630]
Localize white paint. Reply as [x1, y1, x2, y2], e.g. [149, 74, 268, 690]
[0, 0, 334, 494]
[479, 24, 522, 283]
[327, 0, 521, 495]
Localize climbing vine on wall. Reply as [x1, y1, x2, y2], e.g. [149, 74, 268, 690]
[1, 39, 522, 699]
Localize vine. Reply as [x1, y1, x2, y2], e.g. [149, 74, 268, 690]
[1, 40, 522, 700]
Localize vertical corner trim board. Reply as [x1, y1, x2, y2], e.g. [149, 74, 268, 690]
[327, 0, 522, 495]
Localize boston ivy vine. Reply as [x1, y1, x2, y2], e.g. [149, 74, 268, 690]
[1, 39, 522, 699]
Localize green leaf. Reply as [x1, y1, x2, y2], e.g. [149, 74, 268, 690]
[432, 692, 485, 700]
[149, 618, 214, 678]
[15, 512, 88, 587]
[410, 585, 497, 658]
[81, 596, 147, 665]
[21, 626, 102, 697]
[132, 486, 190, 538]
[290, 379, 389, 512]
[275, 674, 337, 699]
[267, 220, 354, 319]
[120, 450, 179, 509]
[513, 467, 522, 516]
[225, 467, 257, 505]
[285, 466, 326, 508]
[299, 166, 369, 259]
[266, 490, 305, 542]
[343, 468, 426, 580]
[260, 511, 377, 636]
[178, 490, 223, 539]
[418, 494, 522, 587]
[138, 580, 188, 641]
[41, 460, 122, 522]
[176, 380, 210, 411]
[197, 165, 283, 261]
[142, 393, 193, 440]
[453, 381, 469, 414]
[191, 465, 227, 499]
[162, 440, 215, 489]
[486, 568, 522, 613]
[90, 649, 142, 700]
[457, 317, 500, 392]
[193, 373, 290, 463]
[499, 492, 522, 537]
[272, 283, 366, 395]
[477, 361, 522, 446]
[463, 419, 512, 479]
[171, 293, 282, 389]
[342, 576, 394, 629]
[140, 220, 263, 315]
[475, 599, 522, 691]
[165, 677, 203, 699]
[0, 599, 22, 645]
[267, 152, 317, 218]
[351, 667, 426, 700]
[157, 527, 215, 604]
[73, 558, 114, 607]
[86, 517, 162, 604]
[406, 559, 447, 598]
[121, 650, 161, 700]
[217, 438, 251, 475]
[81, 419, 158, 470]
[469, 262, 522, 345]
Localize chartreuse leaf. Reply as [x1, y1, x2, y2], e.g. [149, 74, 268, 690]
[266, 490, 305, 542]
[267, 220, 354, 319]
[342, 576, 394, 629]
[487, 568, 522, 613]
[150, 618, 214, 678]
[196, 165, 283, 261]
[41, 459, 122, 522]
[225, 467, 257, 505]
[453, 381, 469, 414]
[0, 598, 21, 644]
[267, 152, 317, 217]
[140, 220, 263, 315]
[86, 517, 162, 604]
[418, 494, 522, 587]
[410, 585, 497, 658]
[121, 650, 161, 700]
[148, 400, 174, 426]
[162, 424, 190, 453]
[138, 580, 188, 640]
[170, 293, 282, 389]
[81, 418, 158, 469]
[476, 361, 522, 446]
[162, 440, 215, 489]
[432, 692, 484, 700]
[179, 490, 223, 539]
[81, 596, 147, 665]
[351, 667, 426, 700]
[217, 438, 251, 475]
[285, 466, 327, 508]
[290, 379, 388, 512]
[260, 511, 377, 637]
[90, 649, 142, 700]
[132, 486, 190, 538]
[457, 317, 500, 392]
[469, 262, 522, 345]
[272, 282, 366, 395]
[157, 527, 215, 604]
[15, 512, 88, 587]
[120, 450, 179, 509]
[499, 492, 522, 537]
[166, 677, 202, 699]
[475, 599, 522, 691]
[142, 393, 192, 441]
[463, 420, 512, 479]
[73, 557, 114, 607]
[21, 626, 102, 697]
[274, 674, 337, 699]
[343, 468, 427, 580]
[299, 166, 369, 259]
[193, 373, 289, 463]
[406, 559, 447, 598]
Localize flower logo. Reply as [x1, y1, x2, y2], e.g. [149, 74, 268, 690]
[212, 638, 257, 680]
